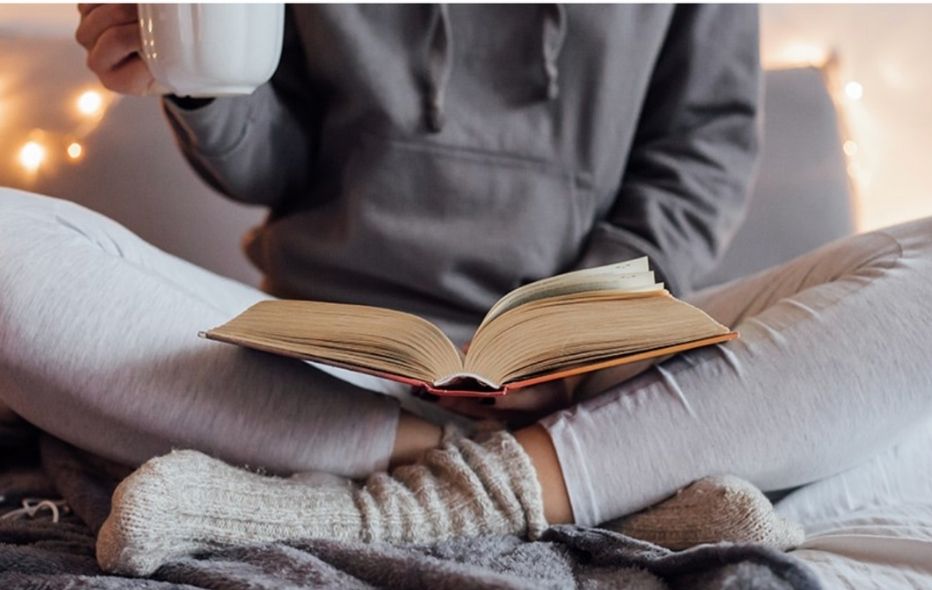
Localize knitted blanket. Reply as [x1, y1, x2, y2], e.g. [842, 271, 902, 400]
[0, 425, 821, 589]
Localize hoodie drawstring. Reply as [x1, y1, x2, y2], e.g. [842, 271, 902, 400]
[541, 4, 567, 101]
[425, 4, 453, 133]
[423, 4, 567, 133]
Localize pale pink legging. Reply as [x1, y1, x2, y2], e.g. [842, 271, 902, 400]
[2, 188, 931, 527]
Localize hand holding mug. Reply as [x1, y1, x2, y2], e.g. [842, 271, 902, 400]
[75, 3, 159, 96]
[77, 3, 284, 98]
[137, 3, 284, 97]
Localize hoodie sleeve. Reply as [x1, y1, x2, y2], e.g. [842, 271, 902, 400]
[572, 5, 762, 295]
[161, 8, 314, 209]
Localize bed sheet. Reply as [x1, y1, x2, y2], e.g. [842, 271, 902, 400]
[778, 417, 932, 588]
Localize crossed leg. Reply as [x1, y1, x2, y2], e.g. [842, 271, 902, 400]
[0, 189, 420, 478]
[535, 215, 932, 527]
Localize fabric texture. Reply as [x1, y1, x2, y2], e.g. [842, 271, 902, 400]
[544, 216, 932, 527]
[4, 190, 932, 536]
[97, 435, 808, 576]
[612, 475, 804, 551]
[162, 5, 761, 345]
[775, 415, 932, 588]
[0, 433, 822, 590]
[3, 189, 932, 544]
[96, 429, 547, 576]
[3, 191, 932, 587]
[0, 189, 400, 478]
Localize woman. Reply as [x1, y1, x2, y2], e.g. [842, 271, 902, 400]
[1, 4, 930, 576]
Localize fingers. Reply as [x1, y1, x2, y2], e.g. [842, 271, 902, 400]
[85, 22, 150, 94]
[76, 3, 137, 49]
[77, 3, 101, 17]
[432, 377, 578, 430]
[101, 54, 157, 96]
[86, 22, 141, 72]
[76, 4, 152, 96]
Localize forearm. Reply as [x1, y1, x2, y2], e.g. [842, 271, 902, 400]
[162, 83, 310, 208]
[574, 5, 761, 295]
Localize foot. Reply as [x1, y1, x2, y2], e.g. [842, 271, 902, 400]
[96, 429, 547, 576]
[606, 475, 804, 551]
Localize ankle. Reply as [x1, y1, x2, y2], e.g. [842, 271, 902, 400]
[389, 411, 443, 468]
[514, 424, 574, 525]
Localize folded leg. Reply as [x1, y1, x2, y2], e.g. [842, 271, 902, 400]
[0, 189, 399, 477]
[542, 216, 932, 526]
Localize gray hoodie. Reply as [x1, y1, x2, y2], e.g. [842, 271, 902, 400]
[164, 4, 761, 346]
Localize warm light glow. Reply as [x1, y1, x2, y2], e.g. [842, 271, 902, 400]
[67, 142, 83, 160]
[761, 6, 932, 231]
[18, 141, 47, 172]
[76, 90, 104, 116]
[766, 41, 829, 68]
[844, 81, 864, 101]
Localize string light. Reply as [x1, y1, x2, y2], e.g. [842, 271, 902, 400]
[768, 42, 830, 68]
[76, 90, 104, 116]
[18, 141, 46, 172]
[843, 140, 859, 157]
[844, 81, 864, 101]
[66, 142, 83, 160]
[8, 87, 117, 178]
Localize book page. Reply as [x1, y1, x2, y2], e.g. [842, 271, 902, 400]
[479, 257, 662, 328]
[203, 300, 465, 383]
[463, 291, 731, 386]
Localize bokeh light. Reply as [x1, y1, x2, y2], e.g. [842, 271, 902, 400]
[66, 141, 83, 160]
[76, 90, 103, 116]
[844, 81, 864, 101]
[761, 5, 932, 231]
[18, 140, 46, 172]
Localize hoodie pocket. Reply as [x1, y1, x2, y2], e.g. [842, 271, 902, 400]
[336, 134, 596, 311]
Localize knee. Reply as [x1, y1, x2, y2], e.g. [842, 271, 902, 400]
[0, 189, 105, 252]
[0, 186, 55, 209]
[0, 188, 61, 236]
[0, 190, 97, 281]
[875, 215, 932, 258]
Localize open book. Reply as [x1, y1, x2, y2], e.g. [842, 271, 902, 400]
[202, 258, 736, 397]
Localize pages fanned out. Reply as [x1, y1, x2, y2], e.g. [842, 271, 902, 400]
[202, 258, 736, 396]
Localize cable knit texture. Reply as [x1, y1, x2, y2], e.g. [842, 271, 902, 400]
[610, 475, 805, 551]
[96, 429, 546, 576]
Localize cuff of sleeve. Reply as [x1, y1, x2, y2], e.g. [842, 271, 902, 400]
[161, 91, 259, 158]
[574, 223, 685, 295]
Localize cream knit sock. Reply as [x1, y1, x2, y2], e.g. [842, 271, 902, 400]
[96, 429, 547, 576]
[608, 475, 805, 551]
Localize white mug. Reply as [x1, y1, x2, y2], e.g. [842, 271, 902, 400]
[138, 3, 285, 97]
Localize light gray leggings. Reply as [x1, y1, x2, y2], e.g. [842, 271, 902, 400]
[2, 188, 931, 527]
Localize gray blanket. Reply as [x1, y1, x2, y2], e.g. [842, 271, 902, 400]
[0, 424, 821, 589]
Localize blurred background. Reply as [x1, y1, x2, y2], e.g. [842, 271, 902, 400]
[760, 5, 932, 231]
[1, 4, 930, 287]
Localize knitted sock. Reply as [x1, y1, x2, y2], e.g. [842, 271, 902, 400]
[96, 429, 547, 576]
[607, 475, 804, 551]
